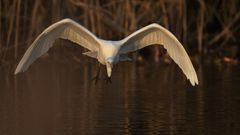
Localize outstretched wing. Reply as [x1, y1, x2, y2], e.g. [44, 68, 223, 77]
[15, 18, 101, 74]
[119, 23, 198, 86]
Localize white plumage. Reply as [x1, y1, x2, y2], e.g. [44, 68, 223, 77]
[15, 18, 198, 86]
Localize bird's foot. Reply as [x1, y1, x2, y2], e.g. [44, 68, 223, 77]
[91, 76, 101, 85]
[104, 77, 112, 84]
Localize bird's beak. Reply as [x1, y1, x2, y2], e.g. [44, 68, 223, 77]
[106, 62, 113, 77]
[106, 58, 113, 77]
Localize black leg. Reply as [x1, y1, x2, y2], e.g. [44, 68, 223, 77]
[91, 63, 101, 84]
[104, 77, 112, 84]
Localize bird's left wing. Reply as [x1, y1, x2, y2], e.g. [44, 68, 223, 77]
[119, 23, 198, 86]
[15, 18, 101, 74]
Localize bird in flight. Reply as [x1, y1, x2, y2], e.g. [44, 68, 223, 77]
[15, 18, 198, 86]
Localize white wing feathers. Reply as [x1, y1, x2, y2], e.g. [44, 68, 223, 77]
[14, 19, 100, 74]
[120, 24, 199, 86]
[15, 19, 198, 86]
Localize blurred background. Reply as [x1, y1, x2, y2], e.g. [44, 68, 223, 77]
[0, 0, 240, 135]
[1, 0, 240, 63]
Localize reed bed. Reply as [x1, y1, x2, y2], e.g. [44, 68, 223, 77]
[0, 0, 240, 62]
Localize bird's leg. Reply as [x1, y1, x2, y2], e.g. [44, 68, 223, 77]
[104, 77, 112, 84]
[91, 63, 101, 84]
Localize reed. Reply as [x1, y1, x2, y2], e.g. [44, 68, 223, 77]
[1, 0, 240, 62]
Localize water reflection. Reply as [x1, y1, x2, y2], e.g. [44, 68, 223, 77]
[0, 46, 240, 135]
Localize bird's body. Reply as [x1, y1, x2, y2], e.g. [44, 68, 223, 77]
[15, 18, 199, 86]
[97, 39, 121, 65]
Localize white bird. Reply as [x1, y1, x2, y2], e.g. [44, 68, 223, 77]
[15, 18, 198, 86]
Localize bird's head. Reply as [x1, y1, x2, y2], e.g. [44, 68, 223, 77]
[106, 57, 114, 77]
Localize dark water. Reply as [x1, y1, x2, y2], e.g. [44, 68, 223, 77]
[1, 48, 240, 135]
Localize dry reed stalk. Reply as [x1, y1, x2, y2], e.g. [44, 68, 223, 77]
[89, 0, 96, 34]
[182, 0, 188, 45]
[136, 1, 151, 26]
[6, 0, 16, 47]
[177, 0, 183, 39]
[1, 0, 17, 61]
[14, 0, 21, 60]
[0, 0, 2, 50]
[52, 0, 61, 22]
[27, 0, 41, 44]
[22, 0, 29, 45]
[160, 0, 169, 29]
[124, 1, 130, 36]
[209, 12, 240, 45]
[128, 0, 137, 33]
[197, 0, 205, 54]
[1, 0, 240, 62]
[96, 0, 102, 37]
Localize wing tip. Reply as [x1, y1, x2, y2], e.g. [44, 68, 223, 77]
[14, 62, 27, 75]
[14, 66, 22, 75]
[191, 82, 198, 86]
[14, 71, 19, 75]
[14, 68, 20, 75]
[189, 77, 199, 86]
[14, 67, 27, 75]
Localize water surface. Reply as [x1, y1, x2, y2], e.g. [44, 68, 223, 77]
[0, 46, 240, 135]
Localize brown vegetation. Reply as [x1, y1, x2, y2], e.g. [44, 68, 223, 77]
[0, 0, 240, 62]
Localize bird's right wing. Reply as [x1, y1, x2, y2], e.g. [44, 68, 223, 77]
[15, 18, 101, 74]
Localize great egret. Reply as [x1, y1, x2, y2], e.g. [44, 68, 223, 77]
[15, 18, 198, 85]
